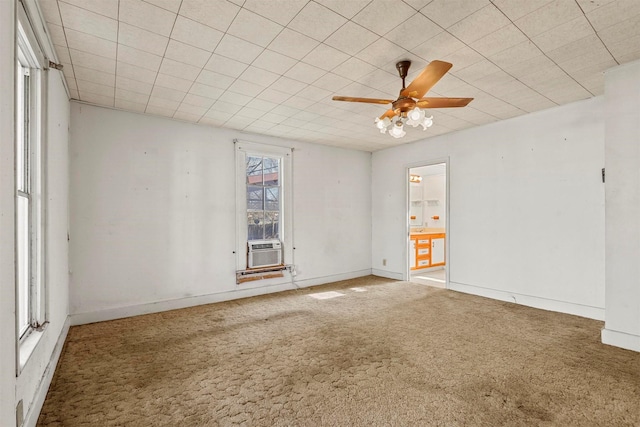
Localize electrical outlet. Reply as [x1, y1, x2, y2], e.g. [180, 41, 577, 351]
[382, 259, 387, 266]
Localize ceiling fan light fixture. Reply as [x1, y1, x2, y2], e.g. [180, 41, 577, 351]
[406, 107, 425, 127]
[390, 120, 406, 138]
[375, 116, 391, 133]
[421, 115, 433, 130]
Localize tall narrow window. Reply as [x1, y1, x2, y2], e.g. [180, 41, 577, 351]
[16, 6, 46, 345]
[246, 155, 280, 241]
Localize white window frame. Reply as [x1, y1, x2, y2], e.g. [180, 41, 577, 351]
[15, 3, 47, 370]
[235, 141, 293, 274]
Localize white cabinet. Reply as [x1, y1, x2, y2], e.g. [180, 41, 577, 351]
[431, 237, 445, 265]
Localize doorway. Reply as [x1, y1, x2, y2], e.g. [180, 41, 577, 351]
[407, 162, 448, 288]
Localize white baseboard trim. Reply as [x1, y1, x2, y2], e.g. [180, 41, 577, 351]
[371, 269, 404, 280]
[448, 281, 605, 320]
[24, 317, 70, 427]
[70, 269, 372, 326]
[601, 328, 640, 352]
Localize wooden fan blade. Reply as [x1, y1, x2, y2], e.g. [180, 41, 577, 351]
[415, 97, 474, 108]
[332, 96, 394, 105]
[401, 60, 452, 99]
[379, 109, 396, 120]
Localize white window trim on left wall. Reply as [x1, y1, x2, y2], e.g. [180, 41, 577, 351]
[235, 140, 293, 280]
[16, 2, 48, 372]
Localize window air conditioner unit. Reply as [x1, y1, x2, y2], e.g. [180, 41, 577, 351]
[248, 239, 282, 268]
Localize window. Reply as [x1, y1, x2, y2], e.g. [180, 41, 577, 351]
[235, 141, 292, 273]
[16, 6, 46, 344]
[246, 155, 280, 240]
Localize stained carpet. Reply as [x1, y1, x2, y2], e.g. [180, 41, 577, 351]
[38, 276, 640, 426]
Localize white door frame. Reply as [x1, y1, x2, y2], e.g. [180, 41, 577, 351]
[404, 157, 450, 288]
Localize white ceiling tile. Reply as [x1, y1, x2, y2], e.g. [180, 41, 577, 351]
[242, 0, 309, 26]
[253, 50, 297, 74]
[260, 112, 289, 124]
[500, 54, 555, 79]
[143, 0, 182, 13]
[421, 0, 490, 28]
[60, 0, 119, 19]
[145, 104, 176, 117]
[575, 0, 616, 14]
[119, 0, 176, 37]
[47, 23, 67, 47]
[256, 88, 292, 104]
[164, 39, 211, 68]
[73, 65, 115, 86]
[353, 0, 415, 36]
[151, 85, 186, 102]
[190, 83, 225, 99]
[271, 104, 301, 117]
[115, 87, 150, 103]
[77, 79, 115, 97]
[217, 91, 254, 107]
[514, 0, 583, 37]
[148, 95, 180, 109]
[285, 62, 327, 84]
[440, 46, 484, 71]
[215, 34, 265, 64]
[227, 9, 284, 48]
[448, 5, 511, 44]
[412, 31, 466, 63]
[204, 54, 248, 78]
[607, 33, 640, 64]
[269, 76, 307, 95]
[115, 98, 147, 112]
[332, 57, 378, 80]
[297, 85, 333, 102]
[532, 16, 594, 53]
[587, 0, 640, 31]
[312, 72, 352, 91]
[117, 45, 162, 72]
[159, 57, 201, 80]
[118, 22, 168, 56]
[179, 0, 240, 32]
[244, 120, 275, 132]
[170, 16, 223, 51]
[545, 34, 603, 65]
[79, 92, 115, 106]
[58, 1, 118, 41]
[54, 45, 72, 63]
[284, 96, 315, 109]
[288, 2, 347, 41]
[356, 38, 409, 66]
[196, 70, 235, 90]
[116, 62, 158, 84]
[65, 28, 117, 59]
[491, 0, 552, 21]
[516, 62, 567, 87]
[182, 93, 216, 107]
[155, 73, 194, 92]
[40, 0, 63, 25]
[404, 0, 433, 10]
[324, 22, 379, 56]
[116, 76, 153, 95]
[384, 14, 442, 50]
[239, 66, 280, 87]
[70, 49, 116, 73]
[224, 115, 255, 129]
[469, 24, 528, 57]
[228, 79, 266, 97]
[489, 41, 543, 71]
[314, 0, 369, 19]
[246, 99, 278, 112]
[209, 101, 241, 114]
[302, 44, 350, 71]
[598, 14, 640, 46]
[451, 59, 502, 82]
[268, 29, 320, 60]
[469, 70, 515, 92]
[198, 116, 226, 126]
[556, 43, 616, 74]
[237, 106, 266, 119]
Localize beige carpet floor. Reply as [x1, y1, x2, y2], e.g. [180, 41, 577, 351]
[38, 276, 640, 426]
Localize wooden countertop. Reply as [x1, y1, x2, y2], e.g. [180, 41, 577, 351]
[410, 228, 446, 236]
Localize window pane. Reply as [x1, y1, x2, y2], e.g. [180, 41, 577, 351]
[264, 211, 279, 239]
[265, 187, 279, 211]
[246, 156, 262, 185]
[247, 211, 264, 240]
[247, 186, 264, 210]
[16, 62, 27, 192]
[17, 195, 30, 336]
[263, 157, 279, 186]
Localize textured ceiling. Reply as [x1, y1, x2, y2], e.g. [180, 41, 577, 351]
[38, 0, 640, 151]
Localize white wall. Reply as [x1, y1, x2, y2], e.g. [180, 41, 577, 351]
[602, 59, 640, 352]
[69, 103, 371, 321]
[0, 1, 16, 424]
[422, 173, 446, 228]
[372, 97, 605, 319]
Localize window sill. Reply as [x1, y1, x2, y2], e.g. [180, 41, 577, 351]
[19, 325, 46, 373]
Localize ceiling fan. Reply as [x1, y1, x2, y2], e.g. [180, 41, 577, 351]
[332, 60, 473, 138]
